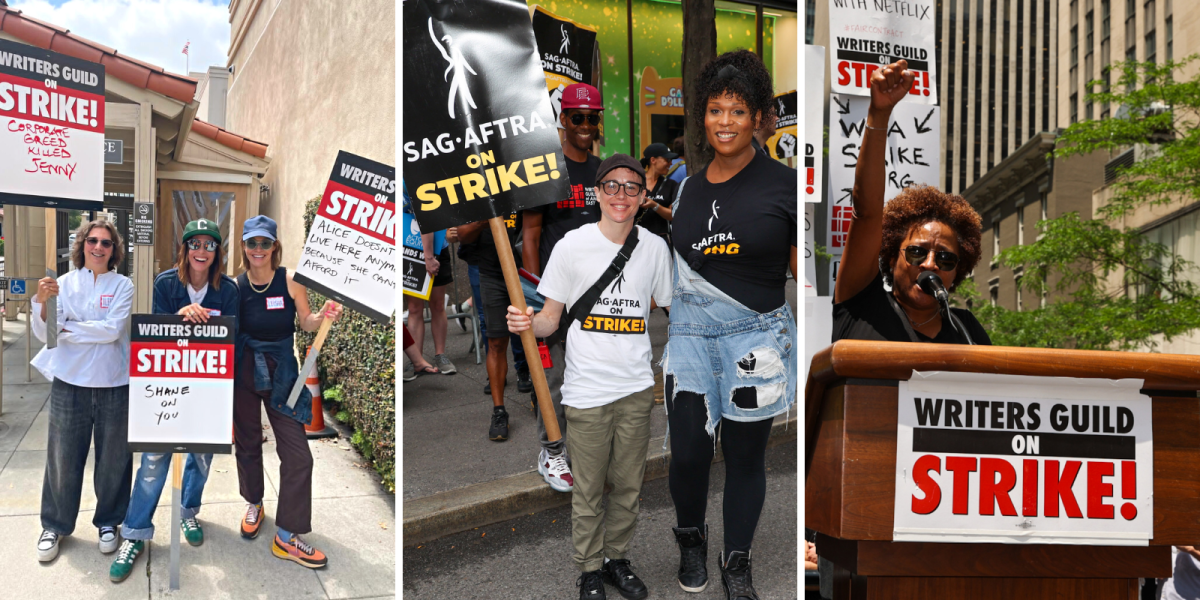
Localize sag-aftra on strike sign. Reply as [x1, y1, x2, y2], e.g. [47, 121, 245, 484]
[894, 372, 1153, 546]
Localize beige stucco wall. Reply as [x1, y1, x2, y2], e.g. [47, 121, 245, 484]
[223, 0, 395, 260]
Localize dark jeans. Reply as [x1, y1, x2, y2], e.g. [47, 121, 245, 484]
[233, 353, 313, 533]
[471, 264, 528, 371]
[41, 379, 132, 535]
[666, 376, 773, 555]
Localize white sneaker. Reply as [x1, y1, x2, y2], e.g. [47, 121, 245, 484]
[37, 530, 60, 562]
[538, 448, 574, 492]
[99, 526, 119, 554]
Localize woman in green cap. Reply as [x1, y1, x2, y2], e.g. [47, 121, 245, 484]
[110, 219, 239, 583]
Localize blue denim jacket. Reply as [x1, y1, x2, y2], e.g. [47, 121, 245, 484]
[153, 268, 240, 322]
[235, 334, 312, 425]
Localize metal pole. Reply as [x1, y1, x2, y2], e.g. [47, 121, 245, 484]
[0, 298, 5, 415]
[26, 298, 31, 382]
[170, 452, 183, 590]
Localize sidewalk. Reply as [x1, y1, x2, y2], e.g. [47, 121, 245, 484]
[0, 313, 395, 599]
[402, 256, 798, 544]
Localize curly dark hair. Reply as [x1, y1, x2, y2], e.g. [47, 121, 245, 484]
[691, 49, 776, 141]
[879, 185, 983, 291]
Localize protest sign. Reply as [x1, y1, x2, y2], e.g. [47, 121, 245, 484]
[804, 203, 817, 296]
[293, 150, 396, 324]
[767, 90, 798, 163]
[128, 315, 235, 454]
[531, 5, 602, 141]
[402, 0, 571, 234]
[826, 93, 940, 254]
[0, 38, 105, 210]
[402, 210, 433, 300]
[804, 45, 825, 203]
[894, 373, 1153, 546]
[828, 0, 937, 105]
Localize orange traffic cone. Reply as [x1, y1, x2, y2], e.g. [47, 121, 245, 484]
[304, 347, 338, 439]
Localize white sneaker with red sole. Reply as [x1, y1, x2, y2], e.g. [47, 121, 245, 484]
[538, 448, 574, 492]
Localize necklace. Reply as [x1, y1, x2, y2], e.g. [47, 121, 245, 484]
[906, 309, 940, 329]
[247, 271, 272, 294]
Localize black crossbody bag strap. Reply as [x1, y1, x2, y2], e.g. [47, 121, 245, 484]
[546, 227, 640, 347]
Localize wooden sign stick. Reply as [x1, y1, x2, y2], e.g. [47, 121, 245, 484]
[169, 452, 183, 590]
[286, 308, 336, 409]
[489, 216, 560, 442]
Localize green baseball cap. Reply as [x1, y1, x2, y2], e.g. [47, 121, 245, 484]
[182, 219, 222, 244]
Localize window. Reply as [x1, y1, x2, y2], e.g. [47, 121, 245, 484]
[1086, 11, 1095, 54]
[1016, 277, 1023, 312]
[992, 220, 1001, 263]
[1102, 0, 1111, 40]
[1071, 25, 1079, 67]
[1018, 207, 1025, 245]
[1071, 92, 1079, 123]
[1145, 30, 1156, 64]
[1143, 209, 1200, 293]
[990, 285, 999, 307]
[1166, 16, 1173, 62]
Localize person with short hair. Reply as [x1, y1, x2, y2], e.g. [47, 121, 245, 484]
[638, 142, 679, 248]
[509, 154, 672, 600]
[667, 135, 689, 183]
[233, 215, 343, 568]
[32, 219, 135, 563]
[663, 50, 798, 600]
[109, 219, 240, 582]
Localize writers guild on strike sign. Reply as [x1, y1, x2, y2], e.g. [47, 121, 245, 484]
[893, 374, 1153, 546]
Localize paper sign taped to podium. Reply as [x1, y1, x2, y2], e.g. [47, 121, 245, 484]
[128, 315, 235, 454]
[894, 372, 1153, 546]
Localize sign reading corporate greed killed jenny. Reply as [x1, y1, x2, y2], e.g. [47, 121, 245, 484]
[128, 315, 235, 454]
[293, 150, 396, 324]
[402, 0, 571, 233]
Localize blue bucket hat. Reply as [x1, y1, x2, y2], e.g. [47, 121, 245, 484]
[242, 215, 277, 242]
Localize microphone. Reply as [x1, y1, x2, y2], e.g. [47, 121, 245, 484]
[917, 271, 949, 304]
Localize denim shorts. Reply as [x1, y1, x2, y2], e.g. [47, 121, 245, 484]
[661, 252, 796, 437]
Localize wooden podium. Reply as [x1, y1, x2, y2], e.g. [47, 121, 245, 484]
[805, 340, 1200, 599]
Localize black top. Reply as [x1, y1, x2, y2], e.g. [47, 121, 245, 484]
[671, 151, 798, 313]
[476, 211, 522, 279]
[637, 175, 679, 238]
[832, 273, 992, 345]
[533, 154, 602, 271]
[237, 267, 297, 342]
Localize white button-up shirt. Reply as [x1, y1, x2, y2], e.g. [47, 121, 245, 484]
[31, 268, 134, 388]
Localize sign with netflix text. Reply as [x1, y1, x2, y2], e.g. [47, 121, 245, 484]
[294, 150, 396, 324]
[894, 372, 1153, 546]
[0, 38, 105, 210]
[128, 315, 235, 454]
[828, 0, 937, 105]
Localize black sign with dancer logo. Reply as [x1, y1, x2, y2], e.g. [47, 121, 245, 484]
[402, 0, 570, 233]
[530, 6, 602, 139]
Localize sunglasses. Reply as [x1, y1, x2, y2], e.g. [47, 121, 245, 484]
[569, 113, 601, 126]
[186, 239, 219, 252]
[903, 245, 960, 271]
[244, 239, 274, 250]
[600, 180, 644, 197]
[85, 237, 114, 249]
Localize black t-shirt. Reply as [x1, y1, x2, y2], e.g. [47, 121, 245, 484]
[636, 176, 679, 238]
[832, 273, 992, 345]
[237, 267, 296, 342]
[533, 154, 602, 272]
[672, 151, 797, 313]
[476, 211, 522, 279]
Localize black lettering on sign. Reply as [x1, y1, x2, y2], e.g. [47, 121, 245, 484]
[581, 315, 646, 335]
[912, 427, 1136, 460]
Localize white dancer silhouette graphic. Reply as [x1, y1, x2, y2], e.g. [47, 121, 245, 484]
[708, 200, 720, 230]
[429, 18, 477, 120]
[560, 24, 570, 54]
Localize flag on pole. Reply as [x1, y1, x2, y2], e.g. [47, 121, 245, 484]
[182, 41, 190, 55]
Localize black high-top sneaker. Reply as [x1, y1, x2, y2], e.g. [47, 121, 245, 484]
[602, 558, 648, 600]
[672, 525, 708, 592]
[720, 550, 760, 600]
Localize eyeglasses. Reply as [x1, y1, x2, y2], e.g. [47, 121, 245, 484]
[569, 113, 601, 126]
[244, 239, 274, 250]
[903, 245, 960, 271]
[85, 237, 113, 249]
[600, 180, 644, 197]
[186, 239, 219, 252]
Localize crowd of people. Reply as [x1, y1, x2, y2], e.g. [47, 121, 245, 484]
[31, 215, 343, 580]
[404, 48, 797, 600]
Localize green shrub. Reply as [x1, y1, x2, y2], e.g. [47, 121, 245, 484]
[296, 195, 396, 493]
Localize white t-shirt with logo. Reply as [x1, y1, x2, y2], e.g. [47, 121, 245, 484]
[538, 223, 673, 409]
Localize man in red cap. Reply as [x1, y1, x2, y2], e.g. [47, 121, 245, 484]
[517, 82, 605, 495]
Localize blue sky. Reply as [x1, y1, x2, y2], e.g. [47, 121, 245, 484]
[8, 0, 230, 77]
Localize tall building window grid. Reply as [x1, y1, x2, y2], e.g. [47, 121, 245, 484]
[1165, 14, 1172, 62]
[1001, 0, 1010, 159]
[1042, 0, 1051, 132]
[1016, 0, 1024, 144]
[1101, 0, 1111, 118]
[988, 0, 998, 169]
[974, 0, 985, 182]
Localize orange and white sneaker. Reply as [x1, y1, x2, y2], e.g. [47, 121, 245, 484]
[241, 503, 263, 539]
[272, 533, 328, 569]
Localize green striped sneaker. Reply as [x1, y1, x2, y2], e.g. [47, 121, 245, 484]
[181, 517, 204, 546]
[110, 539, 145, 583]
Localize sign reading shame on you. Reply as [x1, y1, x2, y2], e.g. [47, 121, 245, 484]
[294, 150, 396, 324]
[402, 0, 570, 233]
[0, 38, 105, 210]
[128, 315, 235, 454]
[894, 372, 1153, 546]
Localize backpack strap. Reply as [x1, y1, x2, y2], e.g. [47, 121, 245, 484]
[546, 227, 640, 346]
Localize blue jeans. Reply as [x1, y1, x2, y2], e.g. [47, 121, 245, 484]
[661, 252, 796, 437]
[120, 452, 212, 540]
[41, 379, 132, 535]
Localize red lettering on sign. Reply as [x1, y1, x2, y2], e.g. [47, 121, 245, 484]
[911, 454, 941, 515]
[1087, 461, 1115, 519]
[945, 456, 977, 515]
[1022, 459, 1039, 517]
[979, 457, 1017, 517]
[1044, 460, 1084, 518]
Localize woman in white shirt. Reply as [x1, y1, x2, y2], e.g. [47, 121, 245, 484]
[30, 220, 135, 563]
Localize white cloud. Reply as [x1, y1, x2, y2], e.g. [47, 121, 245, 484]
[8, 0, 229, 78]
